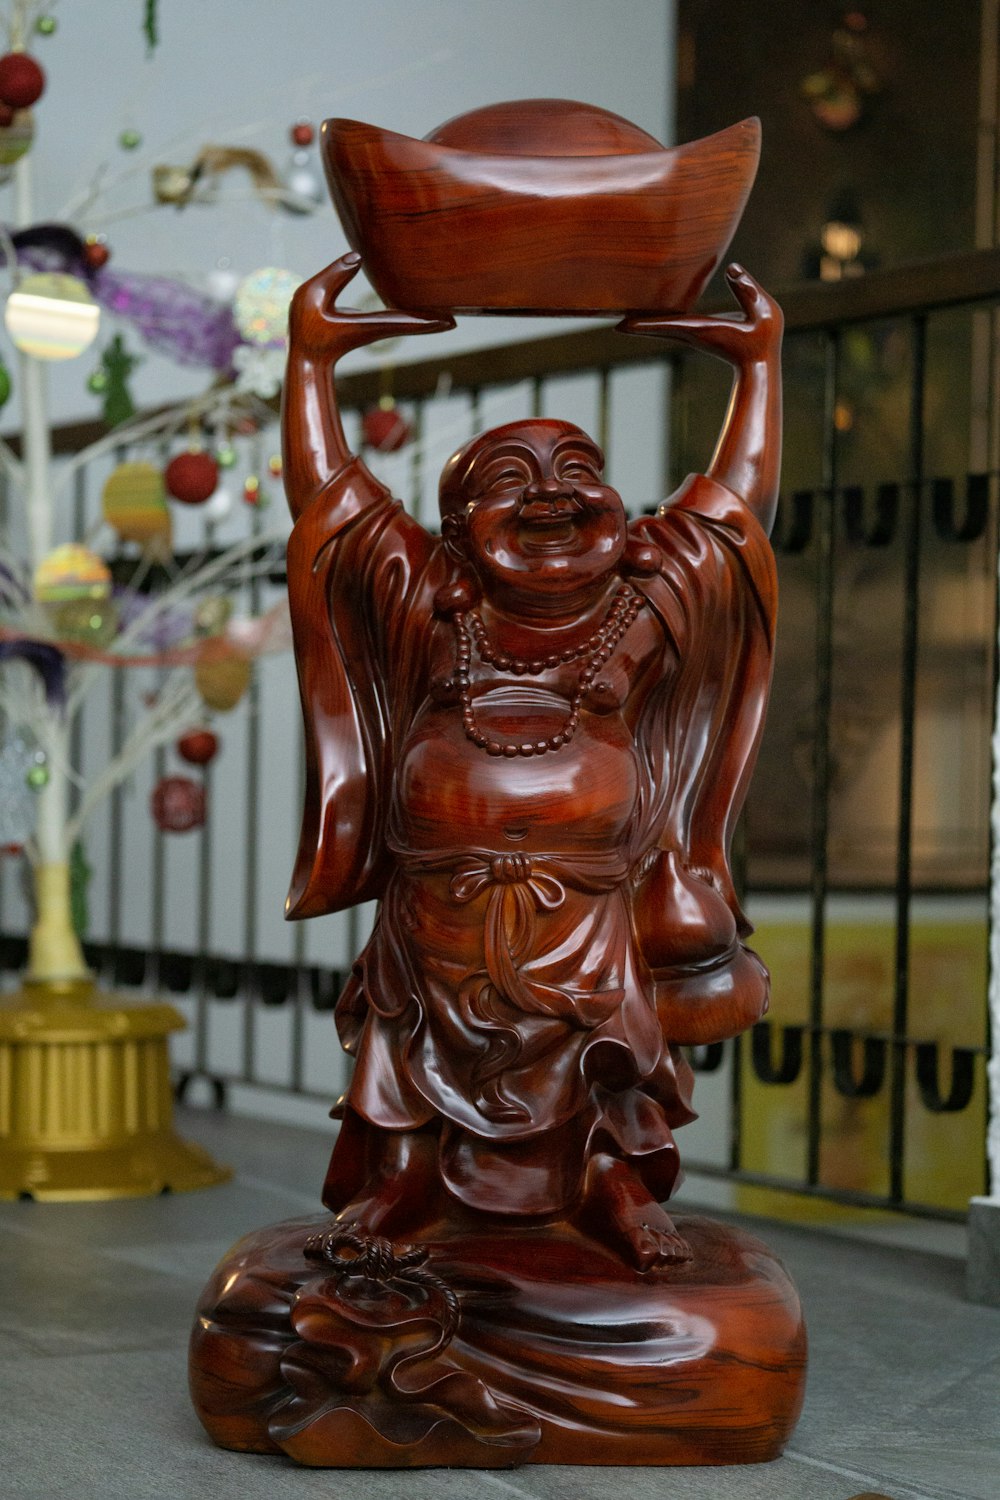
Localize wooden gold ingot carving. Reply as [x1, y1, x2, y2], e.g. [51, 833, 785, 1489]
[322, 99, 760, 316]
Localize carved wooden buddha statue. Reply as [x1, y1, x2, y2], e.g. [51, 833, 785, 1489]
[190, 100, 805, 1471]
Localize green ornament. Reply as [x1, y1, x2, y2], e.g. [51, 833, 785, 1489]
[0, 361, 11, 410]
[36, 14, 57, 34]
[87, 369, 108, 395]
[119, 129, 142, 151]
[96, 334, 141, 428]
[26, 763, 49, 790]
[216, 445, 237, 469]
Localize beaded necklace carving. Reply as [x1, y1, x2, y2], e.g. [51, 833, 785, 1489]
[451, 583, 644, 757]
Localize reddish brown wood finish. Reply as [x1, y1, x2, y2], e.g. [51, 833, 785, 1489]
[321, 101, 760, 316]
[191, 1214, 806, 1467]
[190, 102, 800, 1469]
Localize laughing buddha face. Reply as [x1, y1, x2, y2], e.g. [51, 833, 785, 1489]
[438, 420, 628, 608]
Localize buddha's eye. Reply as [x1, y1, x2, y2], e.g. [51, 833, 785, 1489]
[490, 468, 526, 487]
[561, 461, 596, 480]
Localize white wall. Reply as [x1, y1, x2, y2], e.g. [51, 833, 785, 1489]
[4, 0, 675, 426]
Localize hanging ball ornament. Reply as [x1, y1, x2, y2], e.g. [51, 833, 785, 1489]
[164, 450, 219, 505]
[119, 128, 142, 151]
[34, 543, 110, 603]
[195, 653, 251, 712]
[202, 484, 233, 521]
[5, 272, 100, 360]
[0, 737, 38, 846]
[216, 444, 237, 469]
[0, 53, 45, 109]
[284, 149, 323, 212]
[83, 236, 110, 270]
[151, 775, 206, 833]
[361, 397, 413, 454]
[26, 759, 49, 790]
[86, 368, 108, 394]
[291, 120, 315, 147]
[177, 728, 219, 766]
[36, 15, 57, 36]
[233, 267, 302, 345]
[242, 474, 262, 506]
[102, 461, 171, 548]
[267, 453, 283, 477]
[52, 597, 119, 648]
[194, 596, 233, 637]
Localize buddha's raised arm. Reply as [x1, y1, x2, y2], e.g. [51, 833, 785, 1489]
[282, 252, 454, 522]
[618, 265, 782, 534]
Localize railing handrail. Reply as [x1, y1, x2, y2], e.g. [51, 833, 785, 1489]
[335, 246, 1000, 406]
[12, 245, 1000, 455]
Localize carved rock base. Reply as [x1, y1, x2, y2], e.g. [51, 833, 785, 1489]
[190, 1212, 806, 1468]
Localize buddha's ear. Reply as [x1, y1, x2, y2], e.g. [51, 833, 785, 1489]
[440, 511, 468, 565]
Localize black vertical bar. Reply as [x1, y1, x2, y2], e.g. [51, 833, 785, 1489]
[149, 435, 172, 995]
[597, 368, 611, 482]
[728, 1032, 744, 1172]
[531, 375, 543, 419]
[0, 469, 6, 941]
[241, 499, 264, 1084]
[150, 736, 166, 985]
[106, 665, 126, 967]
[290, 721, 307, 1094]
[807, 330, 841, 1185]
[659, 356, 673, 506]
[194, 759, 212, 1073]
[985, 470, 999, 1200]
[410, 398, 425, 526]
[668, 352, 689, 493]
[105, 447, 127, 978]
[67, 468, 86, 821]
[889, 314, 927, 1205]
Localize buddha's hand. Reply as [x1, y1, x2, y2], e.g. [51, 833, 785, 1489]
[617, 264, 782, 368]
[288, 252, 455, 360]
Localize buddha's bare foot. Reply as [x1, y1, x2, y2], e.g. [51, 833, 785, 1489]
[331, 1129, 438, 1242]
[580, 1154, 692, 1271]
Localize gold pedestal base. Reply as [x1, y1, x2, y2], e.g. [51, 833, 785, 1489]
[0, 979, 231, 1201]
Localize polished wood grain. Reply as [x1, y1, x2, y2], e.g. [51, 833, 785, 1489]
[191, 1213, 806, 1467]
[321, 100, 760, 315]
[190, 101, 800, 1469]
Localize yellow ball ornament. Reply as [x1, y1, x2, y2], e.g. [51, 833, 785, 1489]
[34, 544, 111, 603]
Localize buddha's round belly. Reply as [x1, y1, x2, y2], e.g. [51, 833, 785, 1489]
[395, 686, 639, 851]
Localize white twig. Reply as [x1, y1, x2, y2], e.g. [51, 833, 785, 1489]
[65, 671, 201, 844]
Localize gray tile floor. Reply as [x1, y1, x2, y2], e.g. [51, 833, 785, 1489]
[2, 1107, 996, 1500]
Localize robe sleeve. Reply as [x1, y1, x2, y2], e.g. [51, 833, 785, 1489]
[284, 458, 444, 920]
[629, 473, 778, 1044]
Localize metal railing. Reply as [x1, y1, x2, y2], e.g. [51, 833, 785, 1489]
[3, 248, 999, 1217]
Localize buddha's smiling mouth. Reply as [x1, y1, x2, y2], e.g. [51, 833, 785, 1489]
[518, 497, 583, 549]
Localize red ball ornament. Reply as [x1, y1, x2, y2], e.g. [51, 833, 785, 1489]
[361, 402, 413, 453]
[164, 450, 219, 506]
[0, 53, 45, 109]
[151, 775, 206, 833]
[177, 728, 219, 766]
[83, 238, 110, 270]
[291, 120, 315, 147]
